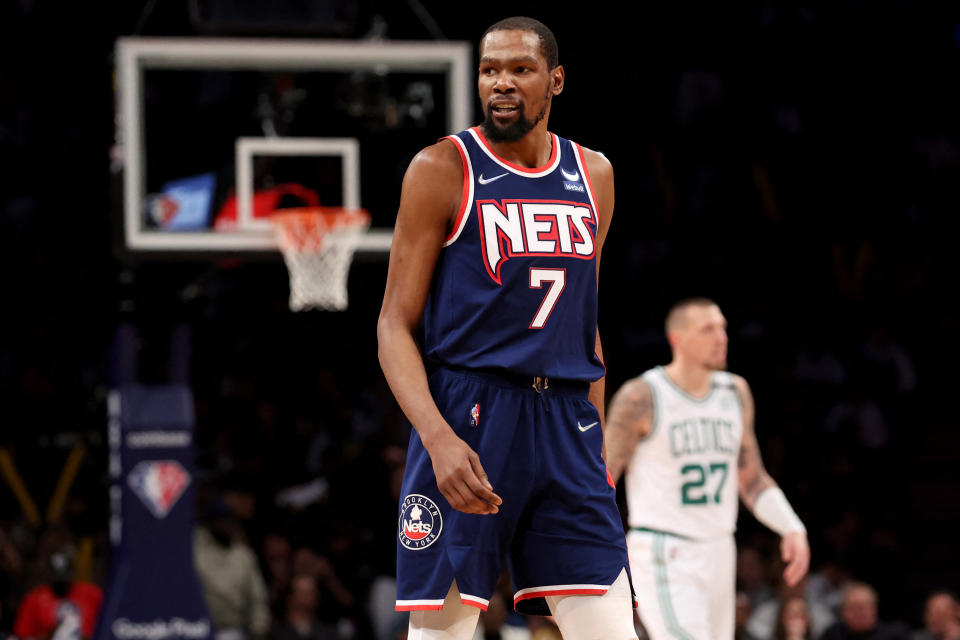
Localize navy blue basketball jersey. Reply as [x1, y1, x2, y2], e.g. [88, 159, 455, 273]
[422, 127, 606, 382]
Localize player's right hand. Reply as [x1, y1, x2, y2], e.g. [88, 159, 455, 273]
[426, 431, 503, 515]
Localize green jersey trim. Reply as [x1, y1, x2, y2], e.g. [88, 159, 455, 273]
[656, 366, 717, 404]
[648, 376, 662, 438]
[653, 532, 697, 640]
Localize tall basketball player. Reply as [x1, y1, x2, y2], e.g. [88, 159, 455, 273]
[604, 298, 810, 640]
[378, 16, 638, 640]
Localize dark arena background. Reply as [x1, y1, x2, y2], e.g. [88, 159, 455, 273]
[1, 2, 959, 640]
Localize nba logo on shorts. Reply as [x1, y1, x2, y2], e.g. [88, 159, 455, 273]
[398, 494, 443, 550]
[128, 460, 191, 519]
[470, 403, 480, 427]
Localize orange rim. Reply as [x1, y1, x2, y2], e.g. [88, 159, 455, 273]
[271, 207, 370, 251]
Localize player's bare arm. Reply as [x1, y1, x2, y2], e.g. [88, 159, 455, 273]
[734, 375, 776, 508]
[582, 147, 614, 440]
[733, 374, 810, 586]
[378, 140, 502, 516]
[604, 378, 654, 484]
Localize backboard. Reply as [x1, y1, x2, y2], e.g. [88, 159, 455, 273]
[115, 37, 473, 255]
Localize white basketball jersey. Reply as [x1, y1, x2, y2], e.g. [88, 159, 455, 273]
[625, 366, 744, 540]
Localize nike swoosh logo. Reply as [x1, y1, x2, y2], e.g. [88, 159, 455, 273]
[478, 172, 509, 185]
[561, 168, 579, 182]
[578, 421, 599, 432]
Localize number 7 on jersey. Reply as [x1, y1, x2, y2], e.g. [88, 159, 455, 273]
[528, 268, 566, 329]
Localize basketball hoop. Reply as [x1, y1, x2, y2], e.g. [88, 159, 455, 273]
[271, 207, 371, 311]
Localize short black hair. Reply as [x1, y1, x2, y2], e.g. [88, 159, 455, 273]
[665, 297, 719, 333]
[481, 17, 559, 69]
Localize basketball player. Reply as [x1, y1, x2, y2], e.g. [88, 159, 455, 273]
[604, 298, 810, 640]
[377, 16, 638, 640]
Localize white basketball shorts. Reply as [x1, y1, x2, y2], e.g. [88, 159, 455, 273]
[627, 529, 735, 640]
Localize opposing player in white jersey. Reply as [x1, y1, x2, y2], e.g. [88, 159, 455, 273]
[604, 298, 810, 640]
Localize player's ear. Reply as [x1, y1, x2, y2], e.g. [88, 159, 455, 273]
[551, 65, 564, 95]
[666, 329, 680, 350]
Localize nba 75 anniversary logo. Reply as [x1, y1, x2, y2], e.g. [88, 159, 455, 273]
[127, 460, 190, 519]
[398, 494, 443, 550]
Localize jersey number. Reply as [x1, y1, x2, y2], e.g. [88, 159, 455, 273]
[680, 462, 728, 505]
[528, 268, 566, 329]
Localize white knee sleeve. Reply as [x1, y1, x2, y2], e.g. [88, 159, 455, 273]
[408, 580, 481, 640]
[545, 568, 638, 640]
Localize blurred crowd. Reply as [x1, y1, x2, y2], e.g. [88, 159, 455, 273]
[0, 332, 958, 640]
[0, 301, 954, 640]
[2, 0, 960, 640]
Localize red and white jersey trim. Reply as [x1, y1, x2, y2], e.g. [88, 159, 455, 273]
[468, 127, 561, 178]
[395, 594, 489, 612]
[572, 143, 599, 215]
[443, 135, 475, 247]
[460, 594, 490, 611]
[513, 583, 609, 605]
[395, 598, 445, 611]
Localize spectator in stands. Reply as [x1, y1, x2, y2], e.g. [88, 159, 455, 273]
[194, 498, 271, 640]
[860, 326, 917, 398]
[272, 573, 338, 640]
[735, 591, 759, 640]
[290, 546, 355, 635]
[477, 590, 510, 640]
[739, 546, 777, 610]
[12, 547, 102, 640]
[527, 616, 562, 640]
[749, 577, 835, 639]
[262, 532, 294, 621]
[806, 553, 853, 618]
[774, 596, 814, 640]
[913, 591, 960, 640]
[821, 582, 909, 640]
[822, 371, 891, 451]
[477, 577, 531, 640]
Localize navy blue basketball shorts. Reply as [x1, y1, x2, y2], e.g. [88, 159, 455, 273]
[395, 366, 636, 615]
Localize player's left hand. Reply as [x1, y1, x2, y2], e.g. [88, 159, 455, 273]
[780, 531, 810, 587]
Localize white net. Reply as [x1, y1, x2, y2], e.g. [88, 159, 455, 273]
[272, 209, 370, 311]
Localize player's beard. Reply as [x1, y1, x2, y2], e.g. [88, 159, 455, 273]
[481, 94, 549, 143]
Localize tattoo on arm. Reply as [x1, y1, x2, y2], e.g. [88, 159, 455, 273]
[735, 375, 777, 509]
[604, 379, 654, 485]
[739, 436, 775, 507]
